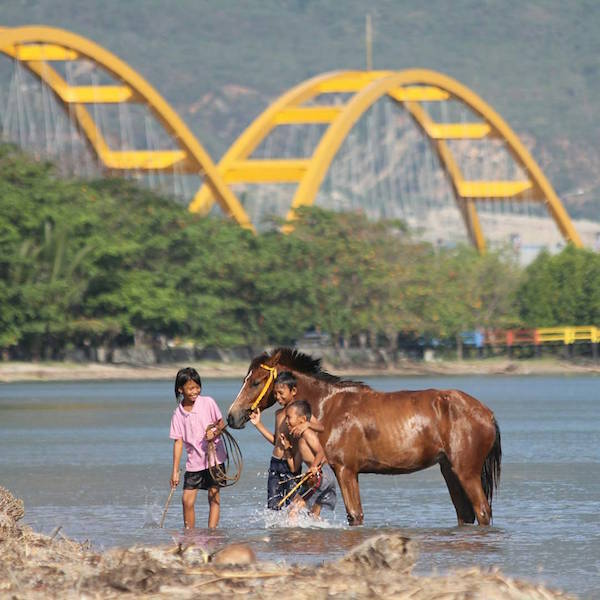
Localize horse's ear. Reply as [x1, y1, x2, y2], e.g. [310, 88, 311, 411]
[270, 349, 282, 365]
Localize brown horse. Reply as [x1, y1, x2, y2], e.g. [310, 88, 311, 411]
[228, 348, 501, 526]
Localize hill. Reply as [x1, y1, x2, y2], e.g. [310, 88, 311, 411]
[2, 0, 599, 219]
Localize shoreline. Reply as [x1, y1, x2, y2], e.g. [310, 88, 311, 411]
[0, 488, 576, 600]
[0, 356, 599, 383]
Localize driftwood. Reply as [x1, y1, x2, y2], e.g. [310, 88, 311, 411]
[0, 488, 577, 599]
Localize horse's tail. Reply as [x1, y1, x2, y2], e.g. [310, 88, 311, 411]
[481, 418, 501, 513]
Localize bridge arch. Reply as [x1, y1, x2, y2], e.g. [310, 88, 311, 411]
[0, 27, 582, 251]
[0, 25, 252, 229]
[193, 69, 582, 251]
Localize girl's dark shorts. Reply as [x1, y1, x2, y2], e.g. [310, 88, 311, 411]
[183, 465, 225, 490]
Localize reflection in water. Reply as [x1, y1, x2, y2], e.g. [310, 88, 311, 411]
[412, 526, 505, 556]
[262, 527, 378, 562]
[172, 528, 231, 555]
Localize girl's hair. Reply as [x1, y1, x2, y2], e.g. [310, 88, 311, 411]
[274, 370, 297, 389]
[174, 367, 202, 400]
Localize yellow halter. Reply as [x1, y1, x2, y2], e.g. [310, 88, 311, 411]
[250, 363, 278, 411]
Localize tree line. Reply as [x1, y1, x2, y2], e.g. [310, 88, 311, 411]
[1, 144, 599, 361]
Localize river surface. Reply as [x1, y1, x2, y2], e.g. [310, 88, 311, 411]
[1, 374, 599, 598]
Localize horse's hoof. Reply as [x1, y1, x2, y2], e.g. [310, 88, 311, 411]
[347, 513, 364, 526]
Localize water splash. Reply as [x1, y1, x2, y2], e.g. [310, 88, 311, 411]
[141, 495, 164, 528]
[258, 506, 344, 530]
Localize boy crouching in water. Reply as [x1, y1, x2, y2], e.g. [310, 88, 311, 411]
[281, 400, 337, 518]
[250, 371, 323, 509]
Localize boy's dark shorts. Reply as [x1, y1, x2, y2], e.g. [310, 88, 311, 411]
[183, 465, 225, 490]
[267, 456, 299, 510]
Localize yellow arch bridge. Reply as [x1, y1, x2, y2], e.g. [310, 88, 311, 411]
[0, 25, 583, 253]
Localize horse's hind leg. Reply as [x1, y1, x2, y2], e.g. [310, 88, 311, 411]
[439, 459, 475, 525]
[454, 471, 492, 525]
[333, 465, 364, 526]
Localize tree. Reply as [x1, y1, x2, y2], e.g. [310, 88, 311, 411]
[518, 245, 600, 326]
[286, 206, 424, 349]
[423, 245, 521, 354]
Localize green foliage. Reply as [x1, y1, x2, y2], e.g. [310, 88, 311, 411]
[422, 245, 522, 338]
[518, 246, 600, 326]
[0, 145, 598, 360]
[287, 207, 427, 344]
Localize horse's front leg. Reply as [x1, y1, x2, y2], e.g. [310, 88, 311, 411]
[333, 464, 363, 526]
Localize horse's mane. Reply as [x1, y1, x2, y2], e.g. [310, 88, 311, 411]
[250, 347, 366, 388]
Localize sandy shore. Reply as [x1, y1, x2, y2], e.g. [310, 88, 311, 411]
[0, 357, 598, 383]
[0, 487, 576, 599]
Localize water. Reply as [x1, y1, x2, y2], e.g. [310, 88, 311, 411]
[1, 375, 599, 598]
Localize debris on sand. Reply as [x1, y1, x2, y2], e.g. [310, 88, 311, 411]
[0, 486, 24, 529]
[334, 532, 416, 573]
[0, 489, 577, 599]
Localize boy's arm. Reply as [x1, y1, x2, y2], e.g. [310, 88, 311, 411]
[309, 415, 324, 432]
[301, 429, 326, 473]
[288, 446, 302, 474]
[249, 408, 275, 445]
[289, 414, 324, 438]
[171, 439, 183, 487]
[279, 433, 301, 473]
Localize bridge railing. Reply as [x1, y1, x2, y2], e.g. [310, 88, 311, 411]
[536, 326, 599, 345]
[463, 326, 599, 347]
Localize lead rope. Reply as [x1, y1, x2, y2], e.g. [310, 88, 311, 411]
[207, 363, 275, 487]
[207, 427, 243, 487]
[277, 471, 313, 508]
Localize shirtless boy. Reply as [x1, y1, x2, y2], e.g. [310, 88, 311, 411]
[250, 371, 323, 509]
[281, 400, 337, 518]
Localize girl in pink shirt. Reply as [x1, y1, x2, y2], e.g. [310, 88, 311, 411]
[169, 367, 226, 528]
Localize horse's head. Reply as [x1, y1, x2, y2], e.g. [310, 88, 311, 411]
[227, 350, 282, 429]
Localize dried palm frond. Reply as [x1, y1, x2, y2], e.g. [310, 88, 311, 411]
[0, 486, 25, 525]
